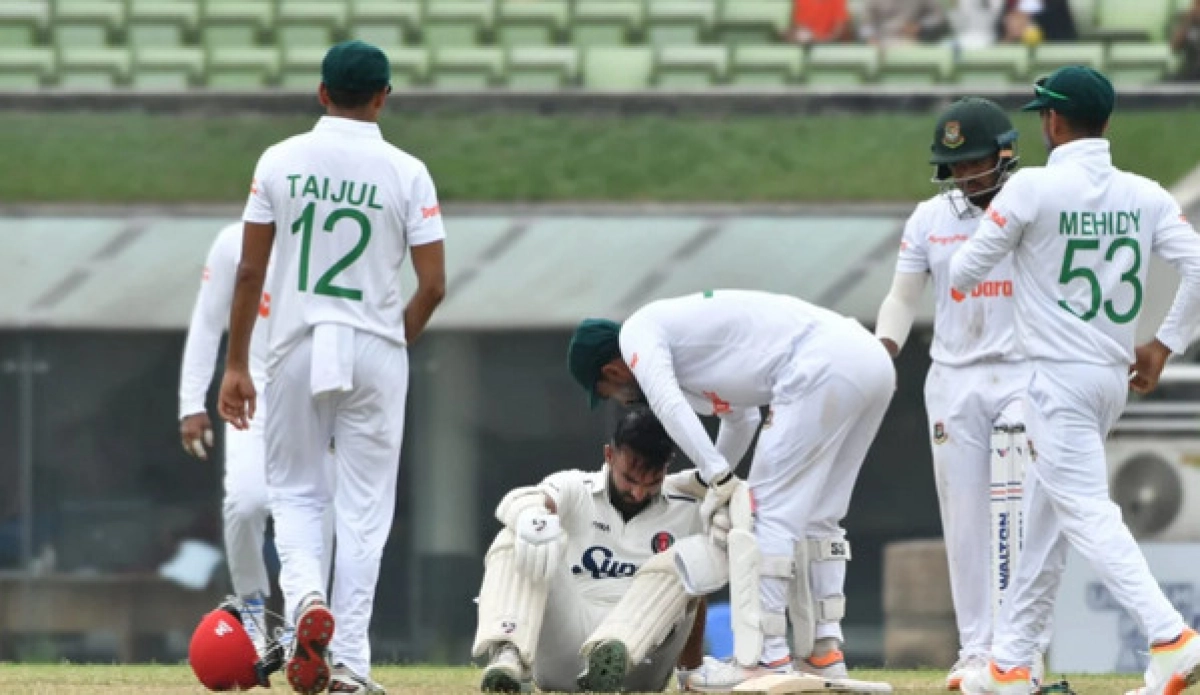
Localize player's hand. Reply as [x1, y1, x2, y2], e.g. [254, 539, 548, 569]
[218, 368, 256, 431]
[699, 472, 739, 533]
[513, 508, 566, 583]
[709, 506, 732, 549]
[180, 413, 215, 460]
[1130, 339, 1172, 395]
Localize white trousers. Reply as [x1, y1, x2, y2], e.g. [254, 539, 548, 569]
[265, 331, 408, 677]
[923, 360, 1027, 660]
[993, 361, 1185, 669]
[750, 320, 895, 649]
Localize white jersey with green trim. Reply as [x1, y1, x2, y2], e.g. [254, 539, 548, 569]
[896, 190, 1019, 366]
[242, 116, 445, 367]
[949, 139, 1200, 365]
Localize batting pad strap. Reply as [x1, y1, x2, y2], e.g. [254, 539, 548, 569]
[582, 549, 690, 667]
[760, 554, 795, 579]
[761, 611, 788, 638]
[809, 538, 851, 562]
[674, 535, 729, 596]
[817, 595, 846, 623]
[472, 529, 549, 664]
[495, 486, 551, 529]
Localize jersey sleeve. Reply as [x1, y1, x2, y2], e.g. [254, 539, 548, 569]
[1150, 190, 1200, 353]
[242, 147, 279, 225]
[895, 204, 930, 274]
[178, 227, 238, 418]
[949, 171, 1035, 293]
[405, 164, 446, 247]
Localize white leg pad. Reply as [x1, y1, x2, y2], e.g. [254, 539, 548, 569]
[581, 548, 691, 666]
[790, 537, 851, 658]
[472, 529, 549, 664]
[729, 482, 767, 668]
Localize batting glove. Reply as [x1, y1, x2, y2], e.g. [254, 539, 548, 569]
[699, 472, 739, 534]
[513, 508, 566, 583]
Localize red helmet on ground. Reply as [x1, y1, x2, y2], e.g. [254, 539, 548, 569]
[189, 601, 277, 691]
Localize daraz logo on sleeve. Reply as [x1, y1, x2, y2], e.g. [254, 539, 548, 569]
[987, 206, 1008, 228]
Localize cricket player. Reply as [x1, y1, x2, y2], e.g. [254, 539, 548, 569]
[473, 407, 716, 694]
[874, 98, 1037, 690]
[568, 289, 896, 690]
[218, 40, 447, 695]
[949, 66, 1200, 695]
[178, 222, 334, 656]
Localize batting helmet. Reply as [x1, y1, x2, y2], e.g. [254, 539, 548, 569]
[189, 599, 281, 691]
[929, 97, 1019, 215]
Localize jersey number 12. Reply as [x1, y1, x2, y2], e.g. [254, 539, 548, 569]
[291, 202, 371, 301]
[1056, 237, 1142, 324]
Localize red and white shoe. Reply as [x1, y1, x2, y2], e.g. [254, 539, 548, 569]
[285, 594, 335, 694]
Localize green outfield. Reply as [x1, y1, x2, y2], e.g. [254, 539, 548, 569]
[4, 109, 1200, 204]
[0, 664, 1145, 695]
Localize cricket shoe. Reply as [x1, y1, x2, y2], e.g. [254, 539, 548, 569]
[947, 655, 990, 691]
[676, 658, 722, 692]
[685, 655, 793, 692]
[578, 638, 629, 693]
[796, 638, 850, 680]
[1124, 628, 1200, 695]
[481, 643, 532, 693]
[328, 663, 387, 694]
[286, 594, 335, 694]
[240, 594, 269, 660]
[960, 661, 1033, 695]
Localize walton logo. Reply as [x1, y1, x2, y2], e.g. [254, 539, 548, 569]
[572, 545, 638, 579]
[996, 511, 1011, 591]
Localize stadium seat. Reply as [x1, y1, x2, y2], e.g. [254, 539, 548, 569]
[422, 1, 494, 47]
[0, 2, 48, 48]
[0, 47, 54, 88]
[646, 0, 717, 46]
[507, 45, 578, 89]
[280, 45, 325, 88]
[1030, 42, 1105, 78]
[382, 45, 429, 86]
[52, 0, 125, 48]
[348, 0, 420, 46]
[1095, 0, 1171, 41]
[201, 1, 272, 49]
[655, 45, 728, 88]
[572, 1, 643, 47]
[715, 0, 790, 45]
[1106, 42, 1175, 85]
[879, 44, 954, 85]
[1068, 0, 1097, 35]
[276, 1, 347, 49]
[132, 46, 205, 89]
[58, 46, 131, 88]
[806, 44, 879, 86]
[729, 44, 803, 87]
[127, 0, 199, 48]
[206, 46, 279, 88]
[955, 44, 1029, 85]
[583, 46, 653, 89]
[496, 0, 568, 47]
[430, 46, 504, 88]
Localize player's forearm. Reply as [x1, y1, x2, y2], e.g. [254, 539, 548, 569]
[875, 272, 926, 354]
[226, 268, 264, 371]
[649, 390, 730, 482]
[179, 327, 222, 418]
[1157, 259, 1200, 354]
[403, 283, 445, 344]
[949, 239, 1006, 294]
[714, 408, 761, 470]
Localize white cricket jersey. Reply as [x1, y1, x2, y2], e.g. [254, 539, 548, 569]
[950, 139, 1200, 365]
[896, 191, 1020, 366]
[242, 116, 445, 368]
[178, 223, 272, 418]
[620, 289, 859, 481]
[539, 467, 703, 608]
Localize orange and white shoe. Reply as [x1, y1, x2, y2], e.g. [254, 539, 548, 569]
[1125, 628, 1200, 695]
[796, 638, 850, 680]
[685, 655, 793, 692]
[959, 661, 1032, 695]
[947, 654, 989, 691]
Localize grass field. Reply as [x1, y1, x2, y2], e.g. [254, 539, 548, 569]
[3, 110, 1200, 203]
[0, 664, 1145, 695]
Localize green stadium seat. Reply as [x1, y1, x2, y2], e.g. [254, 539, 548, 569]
[1068, 0, 1097, 35]
[655, 44, 727, 88]
[0, 47, 54, 88]
[496, 0, 568, 47]
[646, 0, 716, 46]
[507, 45, 578, 88]
[879, 44, 954, 85]
[58, 46, 131, 88]
[572, 1, 643, 47]
[1106, 42, 1175, 85]
[423, 1, 494, 47]
[349, 0, 420, 46]
[715, 0, 790, 45]
[0, 2, 48, 48]
[280, 45, 325, 88]
[128, 0, 198, 48]
[729, 44, 803, 86]
[955, 44, 1029, 85]
[201, 1, 272, 49]
[381, 45, 429, 86]
[431, 46, 504, 88]
[806, 44, 879, 86]
[132, 46, 205, 89]
[583, 46, 652, 89]
[277, 1, 347, 49]
[1030, 42, 1105, 78]
[1095, 0, 1171, 41]
[206, 46, 279, 88]
[52, 0, 125, 48]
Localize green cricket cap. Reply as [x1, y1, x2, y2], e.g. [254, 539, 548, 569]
[567, 318, 622, 409]
[321, 40, 391, 92]
[1021, 65, 1115, 124]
